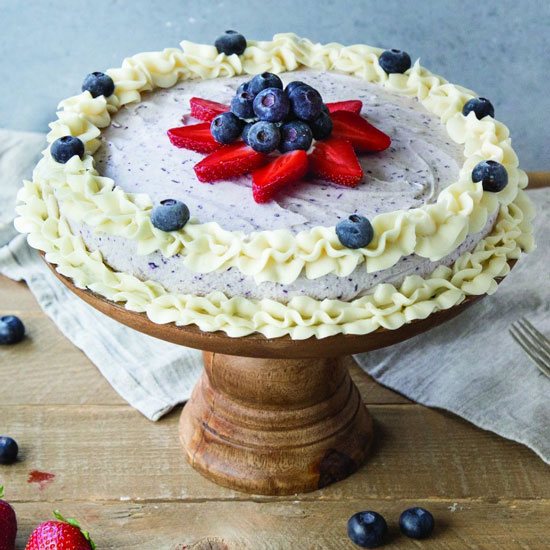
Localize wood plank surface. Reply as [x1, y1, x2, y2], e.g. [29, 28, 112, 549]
[1, 175, 549, 548]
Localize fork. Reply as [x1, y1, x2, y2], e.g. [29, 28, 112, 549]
[509, 317, 550, 379]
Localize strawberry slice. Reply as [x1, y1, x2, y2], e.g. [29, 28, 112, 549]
[168, 123, 221, 153]
[330, 110, 391, 152]
[190, 97, 230, 122]
[326, 100, 363, 114]
[308, 138, 363, 187]
[194, 142, 269, 182]
[252, 150, 309, 203]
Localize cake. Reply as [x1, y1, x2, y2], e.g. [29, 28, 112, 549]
[15, 33, 535, 339]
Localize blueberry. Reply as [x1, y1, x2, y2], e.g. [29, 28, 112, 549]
[399, 507, 434, 539]
[242, 122, 254, 145]
[231, 91, 256, 119]
[285, 81, 313, 96]
[0, 315, 25, 345]
[237, 81, 250, 95]
[0, 437, 19, 465]
[321, 103, 330, 115]
[214, 30, 247, 56]
[253, 88, 290, 122]
[347, 511, 387, 548]
[379, 49, 412, 74]
[309, 111, 333, 140]
[472, 160, 508, 192]
[248, 72, 283, 95]
[279, 120, 312, 152]
[50, 136, 85, 164]
[247, 121, 281, 153]
[210, 112, 244, 144]
[289, 86, 323, 121]
[81, 71, 115, 98]
[462, 97, 495, 119]
[336, 215, 374, 249]
[151, 200, 190, 232]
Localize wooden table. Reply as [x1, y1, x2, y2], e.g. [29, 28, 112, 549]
[2, 173, 549, 549]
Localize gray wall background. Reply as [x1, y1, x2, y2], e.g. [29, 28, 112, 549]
[1, 0, 548, 169]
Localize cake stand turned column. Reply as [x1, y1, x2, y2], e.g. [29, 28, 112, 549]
[179, 351, 374, 495]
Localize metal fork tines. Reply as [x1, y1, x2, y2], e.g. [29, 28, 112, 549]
[509, 317, 550, 379]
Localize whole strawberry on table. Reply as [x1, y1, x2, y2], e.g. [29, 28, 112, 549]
[25, 511, 95, 550]
[0, 487, 17, 550]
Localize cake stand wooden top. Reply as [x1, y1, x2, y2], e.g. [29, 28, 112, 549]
[42, 254, 510, 358]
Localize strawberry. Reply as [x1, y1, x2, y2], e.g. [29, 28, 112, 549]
[190, 97, 229, 122]
[167, 123, 222, 154]
[330, 110, 391, 152]
[25, 511, 95, 550]
[0, 487, 17, 550]
[308, 138, 364, 187]
[326, 100, 363, 115]
[252, 150, 309, 203]
[194, 142, 269, 183]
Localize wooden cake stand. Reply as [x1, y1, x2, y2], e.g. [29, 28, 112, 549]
[43, 256, 496, 496]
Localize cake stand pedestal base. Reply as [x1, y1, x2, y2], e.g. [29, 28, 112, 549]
[179, 351, 373, 495]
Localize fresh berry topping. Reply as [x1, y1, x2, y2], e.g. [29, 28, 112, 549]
[285, 81, 313, 96]
[248, 72, 283, 95]
[289, 86, 323, 121]
[253, 88, 290, 122]
[252, 150, 309, 203]
[309, 111, 333, 141]
[462, 97, 495, 119]
[242, 122, 254, 145]
[190, 97, 229, 122]
[309, 138, 363, 187]
[25, 511, 96, 550]
[399, 507, 434, 540]
[336, 215, 374, 249]
[347, 511, 387, 548]
[379, 49, 412, 74]
[150, 200, 190, 232]
[247, 121, 281, 153]
[0, 437, 18, 465]
[194, 142, 268, 182]
[237, 81, 250, 95]
[50, 136, 85, 164]
[0, 487, 17, 550]
[167, 123, 221, 153]
[214, 30, 247, 56]
[279, 120, 313, 153]
[472, 160, 508, 192]
[81, 71, 115, 98]
[231, 91, 256, 119]
[210, 112, 244, 144]
[326, 100, 363, 114]
[330, 111, 391, 152]
[0, 315, 25, 345]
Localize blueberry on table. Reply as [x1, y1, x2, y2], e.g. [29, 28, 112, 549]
[253, 88, 290, 122]
[472, 160, 508, 192]
[336, 215, 374, 249]
[214, 30, 247, 56]
[309, 111, 333, 140]
[151, 200, 190, 232]
[379, 49, 412, 74]
[247, 121, 281, 153]
[289, 86, 323, 121]
[231, 91, 256, 119]
[81, 71, 115, 98]
[399, 507, 435, 539]
[279, 120, 313, 153]
[248, 72, 283, 95]
[462, 97, 495, 119]
[0, 437, 19, 465]
[347, 511, 387, 548]
[0, 315, 25, 345]
[210, 112, 244, 144]
[285, 81, 313, 96]
[50, 136, 85, 164]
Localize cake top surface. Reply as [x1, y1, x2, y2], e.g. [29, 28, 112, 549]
[95, 68, 464, 233]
